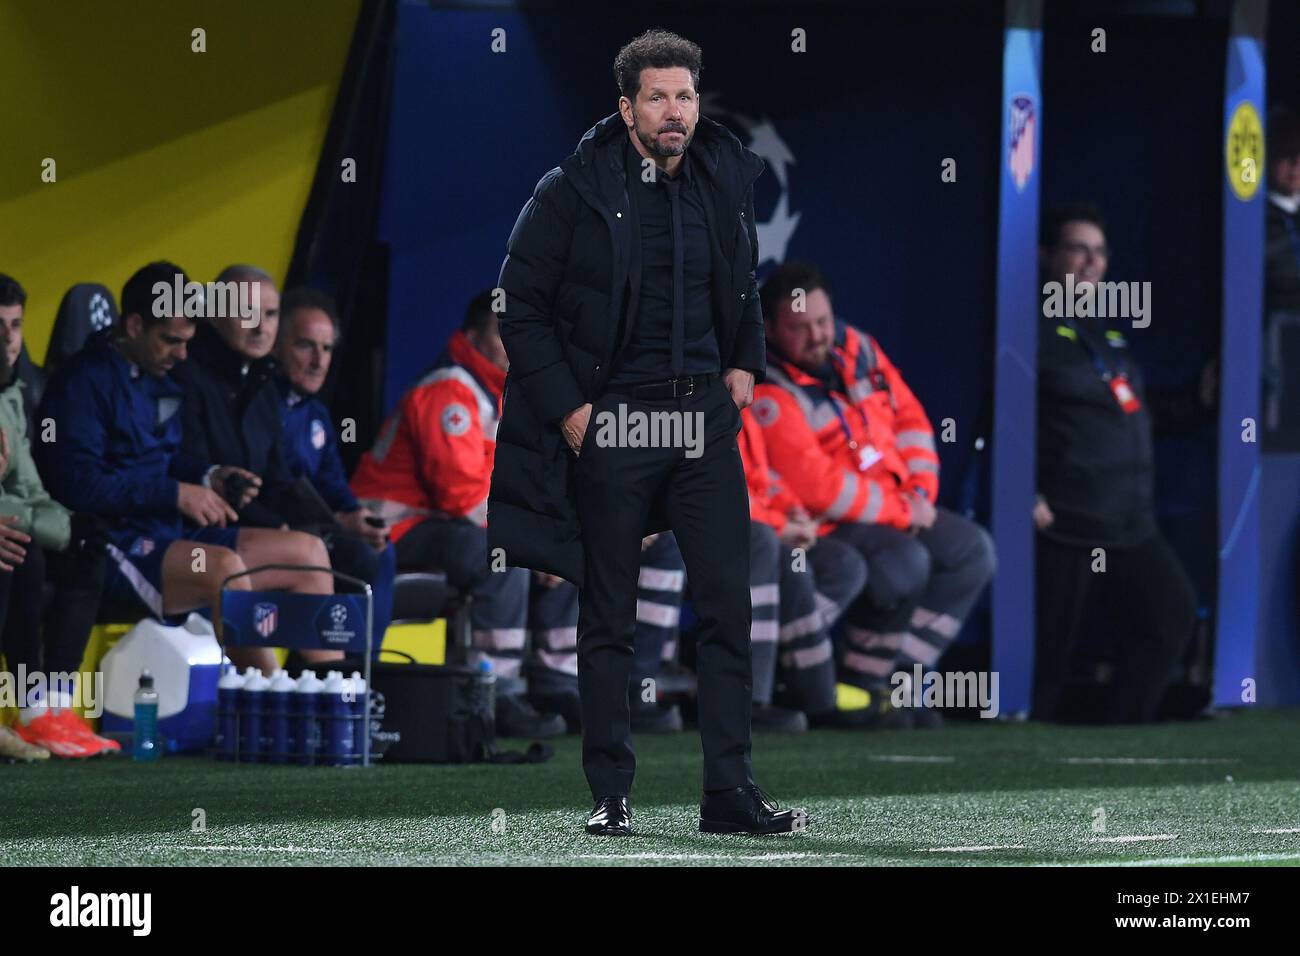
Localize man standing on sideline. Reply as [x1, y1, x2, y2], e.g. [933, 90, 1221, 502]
[1033, 204, 1197, 723]
[489, 30, 807, 836]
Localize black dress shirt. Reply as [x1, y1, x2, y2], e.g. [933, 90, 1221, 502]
[608, 136, 721, 386]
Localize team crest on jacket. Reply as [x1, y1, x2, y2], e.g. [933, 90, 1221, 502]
[752, 396, 780, 427]
[129, 536, 155, 557]
[441, 402, 471, 436]
[310, 419, 327, 450]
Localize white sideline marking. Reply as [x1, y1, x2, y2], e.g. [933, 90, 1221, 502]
[921, 844, 1026, 853]
[1072, 851, 1300, 867]
[159, 844, 337, 855]
[1088, 834, 1178, 843]
[1061, 757, 1238, 765]
[1252, 827, 1300, 834]
[576, 852, 851, 861]
[870, 754, 956, 763]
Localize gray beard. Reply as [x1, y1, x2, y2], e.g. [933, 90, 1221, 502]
[632, 110, 690, 158]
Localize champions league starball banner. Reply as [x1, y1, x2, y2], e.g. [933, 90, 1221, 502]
[379, 1, 1003, 508]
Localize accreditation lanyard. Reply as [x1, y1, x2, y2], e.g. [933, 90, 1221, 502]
[825, 355, 883, 472]
[1064, 318, 1141, 414]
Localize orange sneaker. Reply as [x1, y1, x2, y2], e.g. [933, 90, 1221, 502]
[54, 710, 122, 755]
[14, 711, 99, 758]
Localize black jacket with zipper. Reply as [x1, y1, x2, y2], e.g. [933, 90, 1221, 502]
[488, 111, 767, 585]
[1037, 313, 1157, 548]
[173, 322, 294, 528]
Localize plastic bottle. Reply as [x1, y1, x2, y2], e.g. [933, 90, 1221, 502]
[321, 670, 351, 767]
[293, 670, 324, 765]
[132, 669, 160, 762]
[215, 664, 244, 761]
[479, 658, 496, 721]
[266, 669, 296, 765]
[348, 671, 367, 766]
[238, 667, 270, 763]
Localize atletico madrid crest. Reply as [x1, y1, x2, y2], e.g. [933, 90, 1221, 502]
[1008, 94, 1036, 192]
[254, 602, 279, 638]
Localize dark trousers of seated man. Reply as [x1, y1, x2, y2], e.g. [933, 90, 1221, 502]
[1033, 531, 1195, 724]
[831, 508, 996, 691]
[528, 533, 686, 704]
[749, 522, 868, 715]
[575, 378, 752, 799]
[0, 543, 107, 686]
[395, 517, 531, 695]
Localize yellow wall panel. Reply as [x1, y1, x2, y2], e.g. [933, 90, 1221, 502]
[0, 0, 363, 361]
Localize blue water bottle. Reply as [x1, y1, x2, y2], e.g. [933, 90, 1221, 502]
[293, 670, 324, 765]
[215, 664, 243, 761]
[132, 669, 160, 762]
[322, 671, 351, 767]
[347, 671, 367, 766]
[479, 658, 496, 730]
[238, 667, 269, 762]
[266, 669, 295, 764]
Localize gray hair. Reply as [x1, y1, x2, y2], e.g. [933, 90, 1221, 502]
[214, 264, 277, 288]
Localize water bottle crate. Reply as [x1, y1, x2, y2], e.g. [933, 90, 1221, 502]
[213, 702, 370, 766]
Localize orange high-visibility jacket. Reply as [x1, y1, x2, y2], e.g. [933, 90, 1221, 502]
[753, 322, 939, 533]
[351, 331, 505, 542]
[737, 407, 804, 534]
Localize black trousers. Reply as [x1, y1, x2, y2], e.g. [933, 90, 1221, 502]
[1033, 530, 1196, 723]
[575, 377, 752, 798]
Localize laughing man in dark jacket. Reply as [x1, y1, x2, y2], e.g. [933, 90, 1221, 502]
[1033, 204, 1197, 724]
[488, 30, 806, 837]
[174, 265, 390, 648]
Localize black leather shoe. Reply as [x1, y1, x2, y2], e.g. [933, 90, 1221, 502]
[496, 694, 565, 739]
[585, 796, 632, 835]
[700, 784, 809, 835]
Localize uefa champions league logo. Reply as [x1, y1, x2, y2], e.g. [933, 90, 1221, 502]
[321, 601, 356, 647]
[88, 291, 114, 331]
[699, 92, 799, 266]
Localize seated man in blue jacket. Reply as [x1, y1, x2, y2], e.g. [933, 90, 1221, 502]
[173, 265, 389, 654]
[273, 287, 395, 647]
[35, 262, 338, 674]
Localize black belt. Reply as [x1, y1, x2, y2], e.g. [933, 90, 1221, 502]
[626, 373, 718, 399]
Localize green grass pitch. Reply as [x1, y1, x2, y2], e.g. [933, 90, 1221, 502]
[3, 710, 1298, 866]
